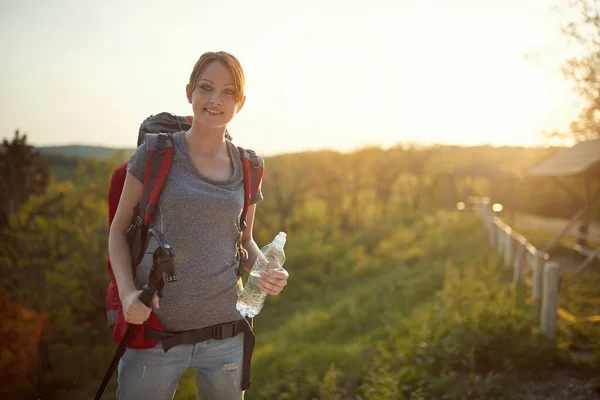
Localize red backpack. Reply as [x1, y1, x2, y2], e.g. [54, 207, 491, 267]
[105, 112, 263, 349]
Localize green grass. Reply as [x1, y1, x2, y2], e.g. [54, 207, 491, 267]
[166, 211, 600, 400]
[91, 211, 597, 400]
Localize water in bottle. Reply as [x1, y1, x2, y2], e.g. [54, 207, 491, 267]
[236, 232, 287, 317]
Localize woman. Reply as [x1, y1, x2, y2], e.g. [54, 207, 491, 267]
[108, 51, 289, 399]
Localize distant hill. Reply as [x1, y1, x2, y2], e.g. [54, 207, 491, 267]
[34, 143, 561, 176]
[38, 145, 135, 161]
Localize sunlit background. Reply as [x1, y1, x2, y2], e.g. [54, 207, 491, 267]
[0, 0, 582, 156]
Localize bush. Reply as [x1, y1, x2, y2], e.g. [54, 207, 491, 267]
[357, 258, 559, 400]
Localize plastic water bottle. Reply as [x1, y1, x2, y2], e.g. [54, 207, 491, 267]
[236, 232, 287, 317]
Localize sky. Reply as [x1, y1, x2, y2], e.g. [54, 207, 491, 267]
[0, 0, 584, 156]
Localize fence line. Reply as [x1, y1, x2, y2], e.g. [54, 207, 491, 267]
[471, 197, 600, 340]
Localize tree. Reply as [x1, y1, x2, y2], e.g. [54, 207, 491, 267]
[0, 132, 112, 398]
[259, 153, 311, 234]
[309, 151, 359, 230]
[371, 147, 403, 218]
[394, 144, 435, 212]
[0, 180, 111, 399]
[554, 0, 600, 141]
[0, 130, 49, 227]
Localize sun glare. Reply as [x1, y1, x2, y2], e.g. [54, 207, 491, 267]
[0, 0, 580, 153]
[239, 7, 575, 153]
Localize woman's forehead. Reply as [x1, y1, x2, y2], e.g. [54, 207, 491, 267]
[197, 61, 234, 83]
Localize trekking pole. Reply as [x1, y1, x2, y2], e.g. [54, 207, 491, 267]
[94, 228, 177, 400]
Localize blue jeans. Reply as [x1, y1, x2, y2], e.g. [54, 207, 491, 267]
[117, 333, 244, 400]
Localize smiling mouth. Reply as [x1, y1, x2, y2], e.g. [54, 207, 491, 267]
[204, 108, 223, 115]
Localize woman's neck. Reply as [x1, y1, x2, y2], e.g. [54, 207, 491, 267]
[185, 124, 228, 156]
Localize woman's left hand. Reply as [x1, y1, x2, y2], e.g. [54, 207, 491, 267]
[258, 269, 289, 295]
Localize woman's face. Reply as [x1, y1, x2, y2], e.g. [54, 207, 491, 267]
[186, 61, 245, 129]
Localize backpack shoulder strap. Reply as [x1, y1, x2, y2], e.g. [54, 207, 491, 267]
[139, 133, 175, 226]
[237, 146, 264, 231]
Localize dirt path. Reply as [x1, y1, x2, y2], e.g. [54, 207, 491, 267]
[516, 371, 600, 400]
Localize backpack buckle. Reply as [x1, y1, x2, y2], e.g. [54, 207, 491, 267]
[246, 149, 260, 168]
[126, 215, 144, 235]
[155, 133, 169, 154]
[239, 248, 248, 262]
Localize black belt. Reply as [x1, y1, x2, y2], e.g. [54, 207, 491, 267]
[145, 318, 255, 391]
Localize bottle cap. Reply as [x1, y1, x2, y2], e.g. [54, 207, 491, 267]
[273, 232, 287, 248]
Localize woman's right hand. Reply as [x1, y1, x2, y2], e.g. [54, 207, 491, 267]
[121, 289, 152, 325]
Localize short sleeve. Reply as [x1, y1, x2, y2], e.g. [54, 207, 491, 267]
[126, 142, 146, 184]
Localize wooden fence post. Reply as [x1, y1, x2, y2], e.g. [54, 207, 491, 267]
[541, 261, 560, 340]
[531, 251, 545, 304]
[481, 200, 496, 247]
[513, 239, 526, 284]
[489, 217, 496, 247]
[476, 197, 484, 217]
[496, 223, 504, 254]
[503, 228, 513, 269]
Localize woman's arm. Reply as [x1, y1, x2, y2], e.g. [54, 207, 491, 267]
[241, 204, 288, 295]
[108, 171, 154, 324]
[241, 204, 261, 273]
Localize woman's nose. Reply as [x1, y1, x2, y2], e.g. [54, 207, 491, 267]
[209, 91, 223, 104]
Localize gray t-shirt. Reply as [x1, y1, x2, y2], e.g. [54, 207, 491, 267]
[127, 131, 263, 332]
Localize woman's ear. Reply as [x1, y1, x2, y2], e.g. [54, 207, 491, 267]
[236, 95, 246, 113]
[186, 83, 193, 104]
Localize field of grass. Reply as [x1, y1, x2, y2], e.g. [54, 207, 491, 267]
[8, 134, 600, 399]
[169, 211, 599, 399]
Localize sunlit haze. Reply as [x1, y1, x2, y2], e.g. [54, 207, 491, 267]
[0, 0, 582, 156]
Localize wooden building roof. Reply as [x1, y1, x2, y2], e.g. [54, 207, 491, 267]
[528, 138, 600, 177]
